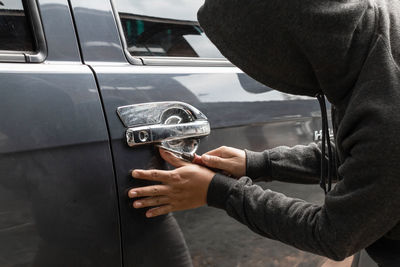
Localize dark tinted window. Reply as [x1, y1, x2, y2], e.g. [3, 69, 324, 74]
[115, 0, 223, 58]
[0, 0, 35, 52]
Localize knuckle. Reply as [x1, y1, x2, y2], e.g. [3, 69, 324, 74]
[152, 186, 159, 194]
[166, 172, 173, 180]
[213, 156, 221, 162]
[210, 156, 221, 165]
[150, 171, 158, 179]
[170, 172, 180, 182]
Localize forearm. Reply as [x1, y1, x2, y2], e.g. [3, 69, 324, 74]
[246, 142, 337, 184]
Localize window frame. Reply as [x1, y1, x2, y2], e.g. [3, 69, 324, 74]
[0, 0, 47, 63]
[110, 0, 232, 67]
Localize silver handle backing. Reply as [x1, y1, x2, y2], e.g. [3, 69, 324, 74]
[117, 101, 207, 128]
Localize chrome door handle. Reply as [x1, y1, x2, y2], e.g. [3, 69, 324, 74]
[125, 120, 210, 147]
[117, 102, 210, 148]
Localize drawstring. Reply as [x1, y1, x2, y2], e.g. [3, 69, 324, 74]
[316, 93, 333, 193]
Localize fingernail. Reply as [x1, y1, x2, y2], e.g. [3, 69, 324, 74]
[132, 170, 141, 177]
[134, 201, 142, 208]
[146, 212, 153, 218]
[128, 191, 137, 198]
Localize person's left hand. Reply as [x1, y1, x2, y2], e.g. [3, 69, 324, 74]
[128, 148, 216, 218]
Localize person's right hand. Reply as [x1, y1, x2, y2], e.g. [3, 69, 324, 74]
[201, 146, 246, 178]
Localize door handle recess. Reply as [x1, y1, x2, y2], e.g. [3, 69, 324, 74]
[117, 102, 210, 148]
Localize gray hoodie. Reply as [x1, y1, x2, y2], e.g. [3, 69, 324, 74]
[198, 0, 400, 265]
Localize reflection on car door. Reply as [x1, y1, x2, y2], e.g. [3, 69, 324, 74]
[0, 0, 121, 266]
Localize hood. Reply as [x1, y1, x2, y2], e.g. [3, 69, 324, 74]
[198, 0, 375, 104]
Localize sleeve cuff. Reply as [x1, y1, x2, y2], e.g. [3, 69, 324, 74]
[245, 150, 272, 180]
[207, 173, 238, 209]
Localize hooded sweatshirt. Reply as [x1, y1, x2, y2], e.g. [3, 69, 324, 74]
[198, 0, 400, 265]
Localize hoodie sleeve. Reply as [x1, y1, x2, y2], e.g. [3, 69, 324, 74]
[198, 0, 375, 102]
[246, 142, 337, 184]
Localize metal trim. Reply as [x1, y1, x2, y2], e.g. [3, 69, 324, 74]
[109, 0, 232, 67]
[141, 57, 233, 67]
[25, 0, 47, 63]
[109, 0, 144, 65]
[0, 52, 26, 63]
[0, 0, 47, 63]
[117, 101, 208, 128]
[118, 13, 199, 26]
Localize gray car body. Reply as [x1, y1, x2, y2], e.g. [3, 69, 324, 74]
[0, 0, 376, 266]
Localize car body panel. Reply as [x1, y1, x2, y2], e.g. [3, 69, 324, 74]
[69, 0, 127, 64]
[38, 0, 81, 62]
[0, 0, 121, 266]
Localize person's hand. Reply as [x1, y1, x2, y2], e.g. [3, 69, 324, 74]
[201, 146, 246, 178]
[128, 148, 215, 218]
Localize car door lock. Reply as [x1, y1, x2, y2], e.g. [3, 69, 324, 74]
[117, 102, 210, 154]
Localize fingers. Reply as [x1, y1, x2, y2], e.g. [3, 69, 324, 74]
[128, 184, 170, 198]
[201, 153, 229, 169]
[132, 169, 174, 182]
[159, 148, 189, 168]
[203, 146, 228, 157]
[128, 185, 175, 218]
[132, 196, 170, 209]
[146, 205, 173, 218]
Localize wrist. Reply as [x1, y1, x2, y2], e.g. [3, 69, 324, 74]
[245, 149, 271, 180]
[207, 173, 238, 209]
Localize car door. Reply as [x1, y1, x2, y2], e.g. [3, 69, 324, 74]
[69, 0, 332, 266]
[0, 0, 121, 266]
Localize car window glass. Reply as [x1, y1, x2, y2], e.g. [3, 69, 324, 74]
[0, 0, 35, 52]
[114, 0, 224, 58]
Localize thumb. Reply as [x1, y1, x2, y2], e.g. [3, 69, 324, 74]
[201, 154, 228, 170]
[159, 148, 189, 168]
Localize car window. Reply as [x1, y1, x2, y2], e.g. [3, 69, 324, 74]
[0, 0, 36, 52]
[114, 0, 224, 58]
